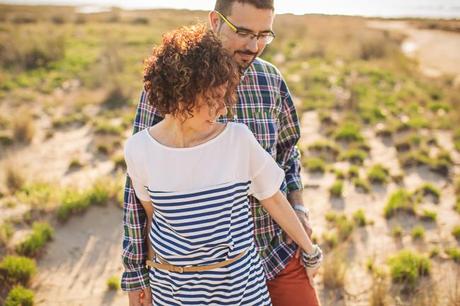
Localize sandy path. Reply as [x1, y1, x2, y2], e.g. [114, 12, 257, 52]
[367, 20, 460, 80]
[31, 205, 128, 306]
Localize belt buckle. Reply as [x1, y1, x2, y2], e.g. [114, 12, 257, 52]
[173, 266, 184, 273]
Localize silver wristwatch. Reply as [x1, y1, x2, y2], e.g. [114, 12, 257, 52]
[293, 204, 310, 218]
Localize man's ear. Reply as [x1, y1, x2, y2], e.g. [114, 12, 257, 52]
[208, 11, 220, 33]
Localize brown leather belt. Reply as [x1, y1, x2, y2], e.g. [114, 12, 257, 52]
[146, 250, 246, 273]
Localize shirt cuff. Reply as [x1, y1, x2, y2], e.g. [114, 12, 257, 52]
[121, 267, 150, 291]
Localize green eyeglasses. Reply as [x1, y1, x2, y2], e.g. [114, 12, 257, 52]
[215, 11, 276, 45]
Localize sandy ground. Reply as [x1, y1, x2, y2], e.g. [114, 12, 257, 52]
[31, 205, 127, 306]
[367, 20, 460, 81]
[0, 124, 114, 190]
[301, 111, 460, 305]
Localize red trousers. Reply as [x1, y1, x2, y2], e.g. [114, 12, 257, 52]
[267, 256, 320, 306]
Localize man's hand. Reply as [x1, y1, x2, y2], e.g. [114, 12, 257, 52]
[128, 287, 152, 306]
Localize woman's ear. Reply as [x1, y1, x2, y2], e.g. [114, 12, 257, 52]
[208, 11, 220, 33]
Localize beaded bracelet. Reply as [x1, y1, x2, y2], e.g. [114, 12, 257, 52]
[302, 244, 323, 269]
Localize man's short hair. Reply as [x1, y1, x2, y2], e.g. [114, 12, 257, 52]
[214, 0, 274, 16]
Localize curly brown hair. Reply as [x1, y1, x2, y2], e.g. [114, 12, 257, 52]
[143, 24, 240, 119]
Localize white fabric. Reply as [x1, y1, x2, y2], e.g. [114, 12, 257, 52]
[123, 122, 284, 202]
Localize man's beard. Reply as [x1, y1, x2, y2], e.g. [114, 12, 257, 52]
[235, 50, 258, 72]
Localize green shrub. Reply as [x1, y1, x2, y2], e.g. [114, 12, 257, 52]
[446, 247, 460, 263]
[324, 213, 354, 242]
[57, 178, 116, 221]
[303, 157, 326, 173]
[68, 158, 83, 170]
[0, 131, 14, 146]
[367, 164, 389, 184]
[391, 173, 404, 185]
[333, 169, 346, 180]
[322, 249, 347, 290]
[107, 275, 120, 291]
[411, 225, 425, 240]
[335, 214, 354, 240]
[334, 122, 364, 143]
[414, 183, 441, 204]
[131, 17, 149, 25]
[5, 162, 26, 194]
[308, 140, 340, 162]
[384, 189, 416, 218]
[0, 221, 14, 245]
[325, 211, 338, 223]
[12, 113, 35, 144]
[375, 125, 394, 138]
[394, 135, 418, 152]
[17, 182, 54, 208]
[387, 250, 430, 288]
[5, 285, 34, 306]
[359, 36, 389, 60]
[86, 181, 110, 206]
[103, 86, 130, 109]
[407, 115, 430, 129]
[16, 222, 54, 256]
[429, 150, 453, 176]
[57, 188, 91, 221]
[352, 177, 371, 193]
[420, 209, 437, 222]
[339, 149, 368, 165]
[0, 256, 37, 284]
[391, 226, 403, 238]
[454, 129, 460, 152]
[452, 225, 460, 241]
[112, 154, 126, 170]
[399, 149, 431, 168]
[353, 209, 367, 226]
[322, 231, 338, 248]
[0, 30, 65, 70]
[52, 113, 86, 128]
[429, 247, 440, 258]
[94, 120, 124, 136]
[347, 165, 360, 178]
[329, 180, 344, 198]
[11, 15, 37, 24]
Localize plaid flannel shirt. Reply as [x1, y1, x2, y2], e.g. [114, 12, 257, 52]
[121, 57, 303, 291]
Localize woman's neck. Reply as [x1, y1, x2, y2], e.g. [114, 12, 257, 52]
[151, 115, 223, 148]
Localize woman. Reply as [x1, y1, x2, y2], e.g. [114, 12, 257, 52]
[124, 24, 322, 306]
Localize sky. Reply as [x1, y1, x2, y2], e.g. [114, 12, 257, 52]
[2, 0, 460, 18]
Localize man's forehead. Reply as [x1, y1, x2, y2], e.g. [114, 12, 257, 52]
[226, 2, 274, 30]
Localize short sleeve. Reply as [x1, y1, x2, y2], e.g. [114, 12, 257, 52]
[245, 126, 285, 200]
[124, 138, 151, 202]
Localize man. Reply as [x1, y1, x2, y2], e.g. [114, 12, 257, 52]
[122, 1, 320, 305]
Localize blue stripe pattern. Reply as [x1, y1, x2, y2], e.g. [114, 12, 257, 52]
[147, 181, 271, 305]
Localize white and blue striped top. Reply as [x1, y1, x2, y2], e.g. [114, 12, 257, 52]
[124, 122, 284, 305]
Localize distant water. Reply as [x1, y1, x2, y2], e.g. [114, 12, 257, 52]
[2, 0, 460, 19]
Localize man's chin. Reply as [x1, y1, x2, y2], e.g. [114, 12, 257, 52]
[236, 55, 257, 71]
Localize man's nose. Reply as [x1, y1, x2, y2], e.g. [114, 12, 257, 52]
[246, 38, 259, 53]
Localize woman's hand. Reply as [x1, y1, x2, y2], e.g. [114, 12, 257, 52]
[128, 287, 152, 306]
